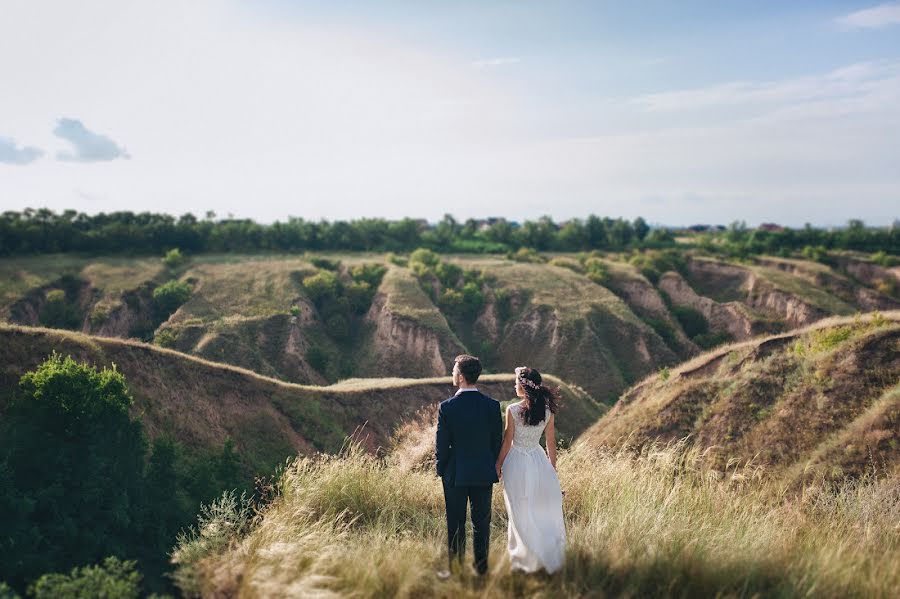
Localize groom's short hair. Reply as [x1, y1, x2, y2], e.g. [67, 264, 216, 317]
[454, 354, 482, 384]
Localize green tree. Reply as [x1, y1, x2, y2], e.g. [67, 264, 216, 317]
[633, 217, 650, 241]
[0, 353, 146, 589]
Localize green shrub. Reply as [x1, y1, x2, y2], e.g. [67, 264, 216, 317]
[408, 252, 488, 322]
[871, 251, 899, 268]
[302, 271, 341, 304]
[27, 556, 144, 599]
[809, 326, 853, 353]
[507, 247, 544, 263]
[310, 257, 341, 271]
[494, 288, 512, 321]
[644, 317, 677, 347]
[89, 306, 109, 329]
[290, 305, 301, 317]
[639, 266, 662, 284]
[325, 314, 350, 339]
[306, 345, 329, 372]
[629, 250, 686, 284]
[385, 252, 408, 267]
[170, 491, 254, 598]
[349, 263, 387, 288]
[162, 248, 185, 269]
[345, 281, 373, 314]
[38, 288, 82, 330]
[153, 328, 178, 348]
[434, 262, 464, 288]
[409, 248, 440, 268]
[152, 280, 192, 316]
[801, 245, 829, 263]
[302, 266, 381, 344]
[672, 305, 709, 338]
[583, 257, 608, 285]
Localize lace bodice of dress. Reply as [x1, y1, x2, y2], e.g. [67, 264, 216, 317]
[510, 403, 550, 449]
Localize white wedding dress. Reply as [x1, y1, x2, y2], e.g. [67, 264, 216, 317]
[501, 403, 567, 574]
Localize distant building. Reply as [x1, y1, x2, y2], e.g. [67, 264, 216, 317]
[758, 223, 784, 232]
[475, 217, 515, 231]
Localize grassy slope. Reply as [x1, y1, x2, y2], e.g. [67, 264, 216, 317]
[0, 323, 603, 477]
[376, 265, 459, 336]
[172, 255, 316, 322]
[750, 265, 857, 315]
[0, 255, 164, 320]
[582, 311, 900, 482]
[171, 439, 900, 599]
[0, 254, 87, 311]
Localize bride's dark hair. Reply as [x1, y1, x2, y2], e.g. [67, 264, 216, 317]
[516, 366, 561, 426]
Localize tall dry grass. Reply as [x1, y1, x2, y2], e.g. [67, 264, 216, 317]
[171, 439, 900, 598]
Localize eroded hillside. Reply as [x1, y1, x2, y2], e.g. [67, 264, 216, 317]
[582, 311, 900, 483]
[2, 249, 897, 404]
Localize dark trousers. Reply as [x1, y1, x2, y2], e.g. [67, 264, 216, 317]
[442, 480, 493, 574]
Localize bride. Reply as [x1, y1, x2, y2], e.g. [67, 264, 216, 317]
[495, 366, 567, 574]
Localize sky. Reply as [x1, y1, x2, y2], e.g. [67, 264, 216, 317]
[1, 0, 899, 227]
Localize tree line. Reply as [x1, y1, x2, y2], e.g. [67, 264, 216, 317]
[1, 208, 897, 256]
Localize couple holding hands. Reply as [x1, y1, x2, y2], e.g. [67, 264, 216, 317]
[435, 354, 566, 579]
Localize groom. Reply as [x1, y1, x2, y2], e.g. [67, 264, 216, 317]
[435, 354, 503, 576]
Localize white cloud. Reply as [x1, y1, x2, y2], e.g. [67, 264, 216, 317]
[0, 136, 43, 165]
[54, 118, 130, 162]
[836, 3, 900, 29]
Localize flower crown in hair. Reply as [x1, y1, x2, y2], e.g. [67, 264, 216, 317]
[515, 366, 541, 390]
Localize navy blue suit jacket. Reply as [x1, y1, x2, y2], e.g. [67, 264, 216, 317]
[435, 389, 503, 487]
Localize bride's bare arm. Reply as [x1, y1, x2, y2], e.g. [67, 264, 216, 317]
[545, 413, 557, 469]
[495, 405, 515, 477]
